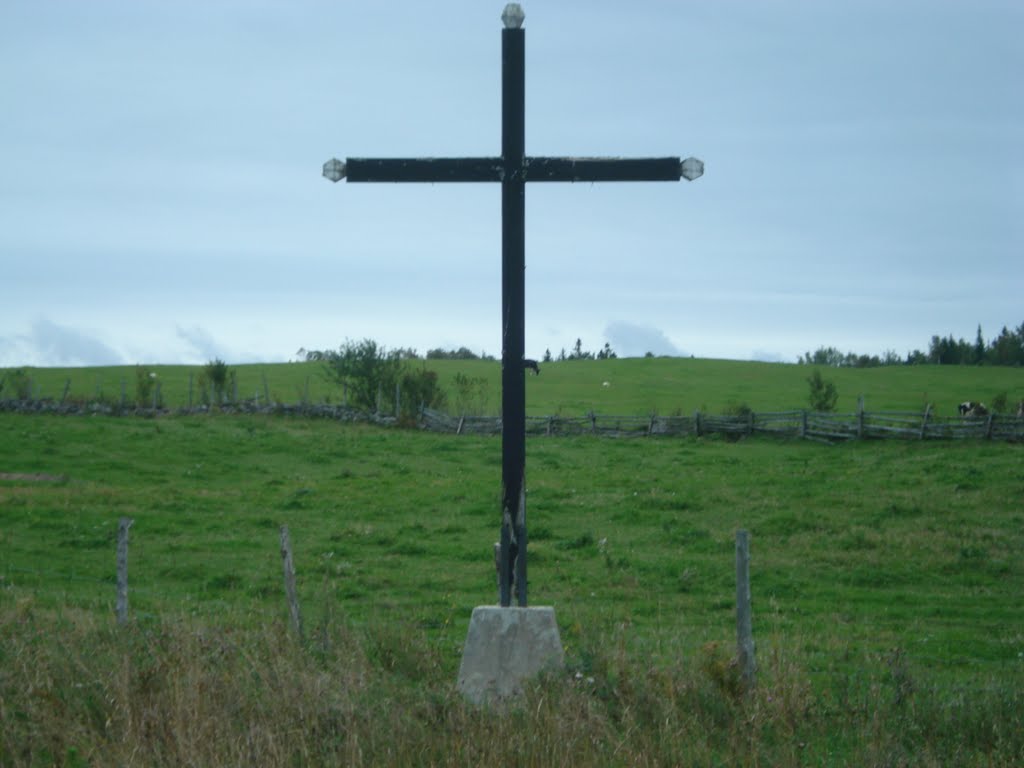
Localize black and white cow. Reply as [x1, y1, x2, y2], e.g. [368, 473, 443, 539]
[958, 401, 988, 417]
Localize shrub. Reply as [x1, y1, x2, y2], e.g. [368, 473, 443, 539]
[807, 370, 838, 412]
[398, 368, 448, 425]
[452, 372, 490, 416]
[990, 391, 1008, 413]
[322, 339, 405, 414]
[200, 359, 235, 406]
[134, 366, 161, 408]
[1, 368, 33, 399]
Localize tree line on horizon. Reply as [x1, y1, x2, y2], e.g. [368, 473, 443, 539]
[299, 322, 1024, 371]
[800, 323, 1024, 368]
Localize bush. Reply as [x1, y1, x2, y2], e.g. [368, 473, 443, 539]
[134, 366, 161, 408]
[807, 370, 838, 412]
[398, 368, 448, 425]
[1, 368, 33, 399]
[199, 359, 235, 406]
[452, 372, 490, 416]
[322, 339, 405, 414]
[991, 392, 1008, 414]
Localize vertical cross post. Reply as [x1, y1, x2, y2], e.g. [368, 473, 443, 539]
[500, 18, 527, 606]
[323, 3, 703, 609]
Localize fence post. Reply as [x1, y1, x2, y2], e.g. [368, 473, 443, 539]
[188, 373, 194, 408]
[279, 526, 303, 639]
[395, 381, 401, 417]
[116, 517, 133, 625]
[800, 410, 808, 439]
[694, 410, 703, 437]
[263, 374, 271, 407]
[919, 403, 931, 440]
[856, 395, 865, 439]
[120, 378, 126, 409]
[735, 530, 756, 690]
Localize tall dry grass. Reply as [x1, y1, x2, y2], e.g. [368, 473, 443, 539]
[2, 599, 1022, 767]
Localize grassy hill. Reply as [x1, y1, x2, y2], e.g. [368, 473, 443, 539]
[6, 356, 1024, 416]
[3, 357, 1024, 764]
[1, 412, 1022, 764]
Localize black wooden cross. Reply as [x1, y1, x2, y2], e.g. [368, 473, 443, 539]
[323, 3, 703, 608]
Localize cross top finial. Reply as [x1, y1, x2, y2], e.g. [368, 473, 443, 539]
[502, 3, 525, 29]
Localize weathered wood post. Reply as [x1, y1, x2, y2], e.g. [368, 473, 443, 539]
[61, 378, 71, 405]
[735, 529, 756, 690]
[919, 403, 931, 440]
[279, 526, 303, 639]
[856, 395, 865, 438]
[116, 517, 133, 625]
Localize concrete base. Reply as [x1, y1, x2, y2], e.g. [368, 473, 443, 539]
[456, 606, 564, 705]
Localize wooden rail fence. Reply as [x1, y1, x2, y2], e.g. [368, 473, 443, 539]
[3, 395, 1022, 442]
[422, 407, 1024, 443]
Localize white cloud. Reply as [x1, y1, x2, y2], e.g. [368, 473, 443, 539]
[175, 326, 230, 363]
[604, 322, 685, 358]
[0, 318, 124, 367]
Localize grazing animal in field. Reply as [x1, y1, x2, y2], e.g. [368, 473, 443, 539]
[958, 401, 988, 417]
[524, 359, 540, 375]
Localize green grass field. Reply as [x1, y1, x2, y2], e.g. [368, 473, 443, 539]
[8, 357, 1024, 416]
[2, 360, 1024, 765]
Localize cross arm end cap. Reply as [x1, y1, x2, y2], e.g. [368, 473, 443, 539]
[680, 157, 704, 181]
[502, 4, 525, 29]
[322, 158, 347, 183]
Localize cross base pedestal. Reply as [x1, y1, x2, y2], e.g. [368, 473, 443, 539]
[457, 606, 564, 705]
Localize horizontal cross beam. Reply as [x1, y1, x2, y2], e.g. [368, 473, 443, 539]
[345, 156, 684, 184]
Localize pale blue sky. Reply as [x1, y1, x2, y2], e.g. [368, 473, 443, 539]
[2, 0, 1021, 366]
